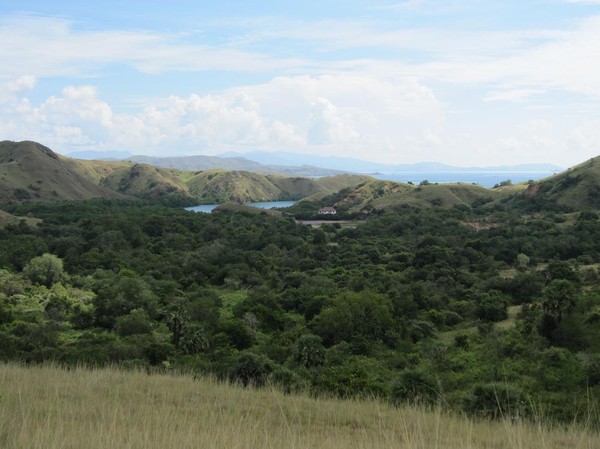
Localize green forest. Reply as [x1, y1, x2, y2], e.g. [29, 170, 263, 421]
[1, 198, 599, 422]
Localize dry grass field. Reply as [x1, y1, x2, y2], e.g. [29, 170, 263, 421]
[0, 363, 598, 449]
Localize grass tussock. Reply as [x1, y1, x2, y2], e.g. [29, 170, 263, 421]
[0, 363, 598, 449]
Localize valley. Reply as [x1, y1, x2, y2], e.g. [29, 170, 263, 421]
[1, 140, 600, 443]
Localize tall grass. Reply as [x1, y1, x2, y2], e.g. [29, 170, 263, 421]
[0, 363, 597, 449]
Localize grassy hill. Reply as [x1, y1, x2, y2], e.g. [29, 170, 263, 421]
[0, 210, 41, 228]
[332, 180, 413, 213]
[321, 180, 507, 214]
[7, 139, 600, 211]
[371, 183, 504, 211]
[514, 156, 600, 210]
[187, 170, 285, 203]
[0, 141, 368, 205]
[186, 170, 370, 204]
[1, 363, 597, 449]
[100, 164, 193, 200]
[0, 141, 124, 203]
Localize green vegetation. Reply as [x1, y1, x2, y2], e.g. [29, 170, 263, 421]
[506, 156, 600, 211]
[1, 363, 598, 449]
[1, 197, 600, 424]
[4, 140, 600, 436]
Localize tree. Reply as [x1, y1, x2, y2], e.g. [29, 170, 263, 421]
[311, 291, 394, 346]
[542, 280, 577, 323]
[115, 308, 154, 336]
[476, 290, 510, 322]
[516, 253, 530, 270]
[23, 253, 64, 287]
[293, 334, 325, 368]
[539, 279, 578, 341]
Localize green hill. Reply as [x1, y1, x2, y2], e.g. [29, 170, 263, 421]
[513, 157, 600, 210]
[0, 141, 124, 203]
[187, 170, 285, 203]
[100, 164, 193, 200]
[324, 180, 505, 213]
[332, 180, 413, 213]
[9, 139, 598, 212]
[371, 183, 503, 211]
[0, 141, 368, 205]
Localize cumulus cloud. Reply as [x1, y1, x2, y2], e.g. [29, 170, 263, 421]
[0, 74, 445, 161]
[570, 121, 600, 155]
[3, 8, 600, 166]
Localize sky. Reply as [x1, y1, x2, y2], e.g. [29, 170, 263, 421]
[1, 1, 600, 167]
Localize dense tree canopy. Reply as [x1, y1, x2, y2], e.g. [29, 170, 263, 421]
[1, 198, 600, 421]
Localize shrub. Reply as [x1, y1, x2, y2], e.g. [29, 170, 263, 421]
[391, 369, 438, 406]
[232, 351, 273, 387]
[462, 383, 526, 419]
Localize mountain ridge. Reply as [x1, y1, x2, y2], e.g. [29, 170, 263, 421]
[0, 141, 369, 205]
[219, 150, 563, 173]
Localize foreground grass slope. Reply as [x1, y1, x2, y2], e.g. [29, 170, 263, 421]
[0, 364, 598, 449]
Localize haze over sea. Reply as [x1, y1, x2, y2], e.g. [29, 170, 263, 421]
[373, 171, 557, 188]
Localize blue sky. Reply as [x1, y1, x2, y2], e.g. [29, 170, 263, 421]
[1, 1, 600, 166]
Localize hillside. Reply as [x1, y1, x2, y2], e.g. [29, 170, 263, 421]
[100, 164, 193, 200]
[0, 141, 124, 203]
[313, 179, 506, 214]
[514, 156, 600, 210]
[0, 210, 41, 228]
[5, 140, 599, 211]
[1, 364, 597, 449]
[370, 183, 504, 211]
[332, 180, 413, 213]
[0, 141, 368, 205]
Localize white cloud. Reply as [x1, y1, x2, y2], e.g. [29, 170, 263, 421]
[3, 11, 600, 166]
[0, 74, 445, 162]
[0, 15, 304, 79]
[0, 75, 36, 104]
[569, 120, 600, 156]
[483, 89, 544, 103]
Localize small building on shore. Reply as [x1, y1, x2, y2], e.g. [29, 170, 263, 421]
[318, 207, 337, 215]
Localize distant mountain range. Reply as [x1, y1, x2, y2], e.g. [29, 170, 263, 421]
[66, 149, 563, 176]
[66, 150, 134, 160]
[219, 150, 563, 174]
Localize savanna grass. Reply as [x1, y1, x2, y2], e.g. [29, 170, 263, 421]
[0, 363, 597, 449]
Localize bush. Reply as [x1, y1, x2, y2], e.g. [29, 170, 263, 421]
[232, 351, 273, 387]
[476, 291, 509, 322]
[391, 369, 438, 406]
[462, 383, 526, 419]
[269, 366, 303, 394]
